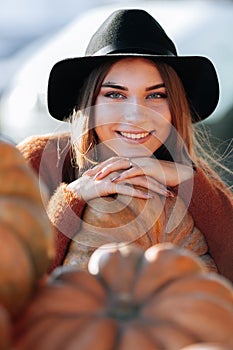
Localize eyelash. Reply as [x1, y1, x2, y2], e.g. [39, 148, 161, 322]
[104, 91, 167, 100]
[146, 92, 167, 99]
[104, 91, 125, 99]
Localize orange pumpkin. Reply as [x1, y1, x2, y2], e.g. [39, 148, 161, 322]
[0, 142, 54, 316]
[0, 142, 47, 204]
[13, 243, 233, 350]
[64, 192, 217, 272]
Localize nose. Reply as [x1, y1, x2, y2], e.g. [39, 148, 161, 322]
[122, 101, 149, 123]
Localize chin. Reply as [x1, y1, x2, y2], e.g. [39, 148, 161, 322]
[115, 149, 154, 158]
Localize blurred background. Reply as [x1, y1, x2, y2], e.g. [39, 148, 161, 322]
[0, 0, 232, 183]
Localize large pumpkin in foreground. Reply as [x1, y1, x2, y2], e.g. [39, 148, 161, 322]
[13, 243, 233, 350]
[0, 142, 54, 316]
[64, 192, 217, 272]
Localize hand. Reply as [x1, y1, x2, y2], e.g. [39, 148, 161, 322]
[86, 156, 194, 194]
[67, 169, 153, 202]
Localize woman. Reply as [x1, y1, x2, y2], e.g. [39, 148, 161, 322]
[17, 9, 233, 281]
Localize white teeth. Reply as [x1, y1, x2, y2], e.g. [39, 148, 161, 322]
[120, 131, 149, 139]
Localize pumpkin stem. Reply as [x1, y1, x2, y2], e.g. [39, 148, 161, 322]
[107, 293, 140, 321]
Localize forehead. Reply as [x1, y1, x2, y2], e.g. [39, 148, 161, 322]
[107, 57, 157, 70]
[103, 57, 162, 81]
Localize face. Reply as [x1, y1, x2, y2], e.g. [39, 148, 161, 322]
[94, 58, 172, 158]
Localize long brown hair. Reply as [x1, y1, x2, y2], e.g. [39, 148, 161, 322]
[69, 58, 196, 174]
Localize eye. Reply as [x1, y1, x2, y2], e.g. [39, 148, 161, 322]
[146, 92, 167, 100]
[104, 91, 126, 99]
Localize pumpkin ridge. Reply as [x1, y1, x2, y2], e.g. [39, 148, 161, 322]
[0, 165, 45, 204]
[132, 246, 205, 303]
[176, 226, 208, 255]
[116, 194, 160, 243]
[162, 197, 193, 241]
[142, 319, 203, 348]
[0, 225, 35, 316]
[49, 274, 106, 303]
[14, 310, 107, 344]
[96, 272, 113, 297]
[143, 294, 233, 345]
[15, 316, 95, 350]
[164, 295, 233, 345]
[154, 287, 233, 314]
[82, 197, 136, 228]
[139, 275, 190, 307]
[129, 250, 150, 294]
[121, 322, 166, 349]
[0, 221, 38, 277]
[0, 198, 53, 277]
[0, 220, 43, 281]
[116, 196, 157, 247]
[153, 274, 233, 302]
[92, 245, 145, 298]
[57, 318, 99, 350]
[113, 323, 125, 350]
[14, 317, 62, 348]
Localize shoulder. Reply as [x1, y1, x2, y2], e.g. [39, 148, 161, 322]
[17, 132, 71, 173]
[196, 157, 232, 196]
[17, 132, 71, 158]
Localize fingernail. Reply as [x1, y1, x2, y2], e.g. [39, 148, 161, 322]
[159, 185, 167, 192]
[159, 189, 174, 197]
[166, 190, 175, 197]
[143, 192, 154, 198]
[111, 175, 121, 182]
[94, 171, 103, 180]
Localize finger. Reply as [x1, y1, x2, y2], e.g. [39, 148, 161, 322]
[84, 157, 122, 177]
[110, 164, 144, 182]
[114, 176, 174, 198]
[114, 183, 153, 199]
[85, 156, 123, 175]
[90, 177, 153, 200]
[110, 162, 168, 186]
[94, 157, 134, 179]
[84, 163, 104, 176]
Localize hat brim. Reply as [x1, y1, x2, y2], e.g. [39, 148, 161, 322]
[47, 54, 219, 122]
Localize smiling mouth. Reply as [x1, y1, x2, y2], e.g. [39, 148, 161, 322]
[117, 131, 151, 140]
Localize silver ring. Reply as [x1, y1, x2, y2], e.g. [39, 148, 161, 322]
[128, 158, 133, 169]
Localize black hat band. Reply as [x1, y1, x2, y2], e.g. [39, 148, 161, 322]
[91, 41, 176, 57]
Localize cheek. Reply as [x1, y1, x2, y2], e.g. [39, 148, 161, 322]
[153, 106, 172, 131]
[162, 123, 172, 141]
[94, 124, 107, 142]
[160, 118, 172, 140]
[152, 111, 172, 145]
[94, 104, 115, 129]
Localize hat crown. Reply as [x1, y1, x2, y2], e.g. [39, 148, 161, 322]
[85, 9, 177, 56]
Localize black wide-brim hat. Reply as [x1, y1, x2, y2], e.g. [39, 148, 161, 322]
[48, 9, 219, 122]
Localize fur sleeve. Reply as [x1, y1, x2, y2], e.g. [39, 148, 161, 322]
[177, 164, 233, 282]
[47, 183, 86, 271]
[17, 133, 72, 196]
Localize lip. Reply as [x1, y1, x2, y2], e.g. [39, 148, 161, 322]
[116, 130, 154, 143]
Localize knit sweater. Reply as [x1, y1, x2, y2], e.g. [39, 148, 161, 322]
[17, 132, 233, 282]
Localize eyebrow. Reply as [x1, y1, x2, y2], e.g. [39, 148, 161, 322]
[101, 82, 165, 91]
[101, 82, 128, 91]
[145, 83, 165, 91]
